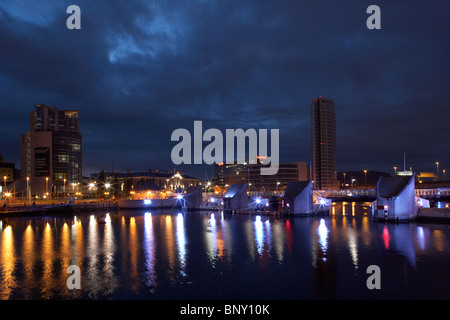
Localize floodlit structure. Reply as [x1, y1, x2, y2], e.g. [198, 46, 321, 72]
[182, 185, 202, 209]
[223, 183, 248, 211]
[373, 176, 416, 222]
[284, 180, 313, 215]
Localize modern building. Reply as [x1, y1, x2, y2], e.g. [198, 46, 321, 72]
[311, 97, 337, 190]
[214, 160, 309, 195]
[20, 104, 82, 198]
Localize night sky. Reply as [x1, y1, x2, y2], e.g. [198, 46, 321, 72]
[1, 0, 449, 179]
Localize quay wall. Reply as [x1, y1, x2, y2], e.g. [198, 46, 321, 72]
[417, 207, 450, 221]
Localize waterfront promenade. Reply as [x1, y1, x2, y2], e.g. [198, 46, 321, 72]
[0, 199, 118, 217]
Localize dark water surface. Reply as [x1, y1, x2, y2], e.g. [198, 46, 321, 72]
[1, 203, 450, 300]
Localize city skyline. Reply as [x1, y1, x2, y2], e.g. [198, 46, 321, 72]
[0, 1, 449, 179]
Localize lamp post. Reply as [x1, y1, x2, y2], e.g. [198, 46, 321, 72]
[443, 169, 446, 180]
[26, 176, 30, 201]
[436, 162, 439, 181]
[276, 181, 280, 194]
[343, 172, 346, 188]
[105, 183, 111, 200]
[3, 176, 6, 195]
[63, 179, 66, 200]
[45, 177, 49, 199]
[394, 166, 397, 176]
[364, 170, 367, 187]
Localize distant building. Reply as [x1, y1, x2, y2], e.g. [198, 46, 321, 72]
[311, 97, 337, 190]
[20, 104, 82, 198]
[214, 160, 309, 195]
[0, 152, 15, 184]
[0, 152, 16, 198]
[115, 169, 200, 198]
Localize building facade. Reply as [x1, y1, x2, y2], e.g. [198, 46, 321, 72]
[311, 97, 337, 190]
[0, 152, 16, 199]
[214, 161, 309, 195]
[20, 104, 82, 198]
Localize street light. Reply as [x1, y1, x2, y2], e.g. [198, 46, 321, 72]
[436, 162, 439, 181]
[364, 170, 367, 187]
[26, 176, 30, 201]
[393, 166, 397, 176]
[63, 179, 66, 199]
[443, 169, 446, 180]
[3, 176, 6, 195]
[45, 177, 49, 199]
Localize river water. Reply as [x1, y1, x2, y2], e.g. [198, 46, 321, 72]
[1, 202, 450, 300]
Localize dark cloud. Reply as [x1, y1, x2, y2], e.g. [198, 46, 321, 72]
[1, 0, 449, 178]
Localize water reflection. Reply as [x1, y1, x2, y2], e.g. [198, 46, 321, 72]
[205, 212, 228, 266]
[317, 219, 328, 261]
[0, 206, 450, 299]
[176, 213, 187, 277]
[0, 225, 15, 299]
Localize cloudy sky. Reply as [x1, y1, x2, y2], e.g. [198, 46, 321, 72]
[1, 0, 449, 179]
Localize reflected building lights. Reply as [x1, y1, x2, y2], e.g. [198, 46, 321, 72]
[416, 226, 425, 251]
[254, 216, 263, 255]
[272, 220, 284, 262]
[382, 226, 390, 249]
[164, 215, 177, 281]
[347, 228, 358, 270]
[245, 219, 256, 261]
[318, 219, 328, 262]
[103, 213, 117, 295]
[432, 230, 445, 252]
[129, 216, 139, 292]
[176, 213, 187, 276]
[144, 212, 156, 288]
[0, 226, 15, 299]
[22, 224, 35, 298]
[87, 215, 101, 297]
[41, 222, 54, 299]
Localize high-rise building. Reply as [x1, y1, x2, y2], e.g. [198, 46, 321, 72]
[311, 97, 337, 190]
[21, 104, 82, 198]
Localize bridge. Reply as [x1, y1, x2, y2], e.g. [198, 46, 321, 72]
[314, 185, 450, 202]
